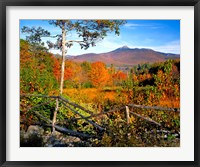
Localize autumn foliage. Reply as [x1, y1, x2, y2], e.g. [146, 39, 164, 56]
[20, 40, 179, 108]
[89, 62, 110, 88]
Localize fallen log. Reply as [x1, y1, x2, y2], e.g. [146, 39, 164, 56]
[129, 111, 161, 126]
[59, 96, 94, 115]
[65, 106, 126, 122]
[22, 111, 99, 139]
[127, 104, 180, 112]
[60, 101, 105, 132]
[53, 125, 98, 139]
[20, 94, 59, 99]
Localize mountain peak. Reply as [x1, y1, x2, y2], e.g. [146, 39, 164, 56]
[68, 46, 180, 66]
[120, 45, 130, 49]
[113, 45, 130, 52]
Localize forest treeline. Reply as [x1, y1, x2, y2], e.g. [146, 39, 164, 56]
[20, 39, 180, 105]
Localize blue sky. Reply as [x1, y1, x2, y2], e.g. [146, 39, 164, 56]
[20, 20, 180, 55]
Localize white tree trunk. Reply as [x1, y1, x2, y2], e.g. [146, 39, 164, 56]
[125, 106, 130, 124]
[60, 23, 66, 95]
[52, 98, 59, 133]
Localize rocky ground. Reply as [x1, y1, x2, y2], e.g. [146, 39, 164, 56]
[20, 125, 92, 147]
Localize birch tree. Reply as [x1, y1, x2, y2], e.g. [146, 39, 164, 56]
[22, 20, 126, 95]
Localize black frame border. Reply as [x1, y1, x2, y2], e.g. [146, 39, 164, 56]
[0, 0, 199, 166]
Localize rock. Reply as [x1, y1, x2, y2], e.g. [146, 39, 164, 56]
[27, 125, 44, 136]
[63, 136, 81, 143]
[21, 126, 88, 147]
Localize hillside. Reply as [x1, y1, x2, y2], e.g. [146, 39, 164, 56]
[68, 46, 180, 66]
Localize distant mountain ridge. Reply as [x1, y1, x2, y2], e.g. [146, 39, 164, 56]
[67, 46, 180, 66]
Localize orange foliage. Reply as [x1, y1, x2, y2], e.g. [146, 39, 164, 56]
[53, 58, 74, 81]
[113, 71, 127, 81]
[65, 60, 84, 87]
[63, 88, 129, 107]
[52, 57, 61, 81]
[90, 62, 110, 88]
[138, 73, 151, 82]
[64, 67, 73, 80]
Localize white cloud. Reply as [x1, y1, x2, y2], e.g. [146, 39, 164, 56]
[125, 23, 147, 27]
[129, 40, 180, 54]
[124, 23, 164, 30]
[153, 40, 180, 54]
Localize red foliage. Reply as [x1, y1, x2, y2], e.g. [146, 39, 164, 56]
[64, 67, 73, 80]
[113, 71, 127, 81]
[52, 58, 74, 82]
[53, 57, 61, 81]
